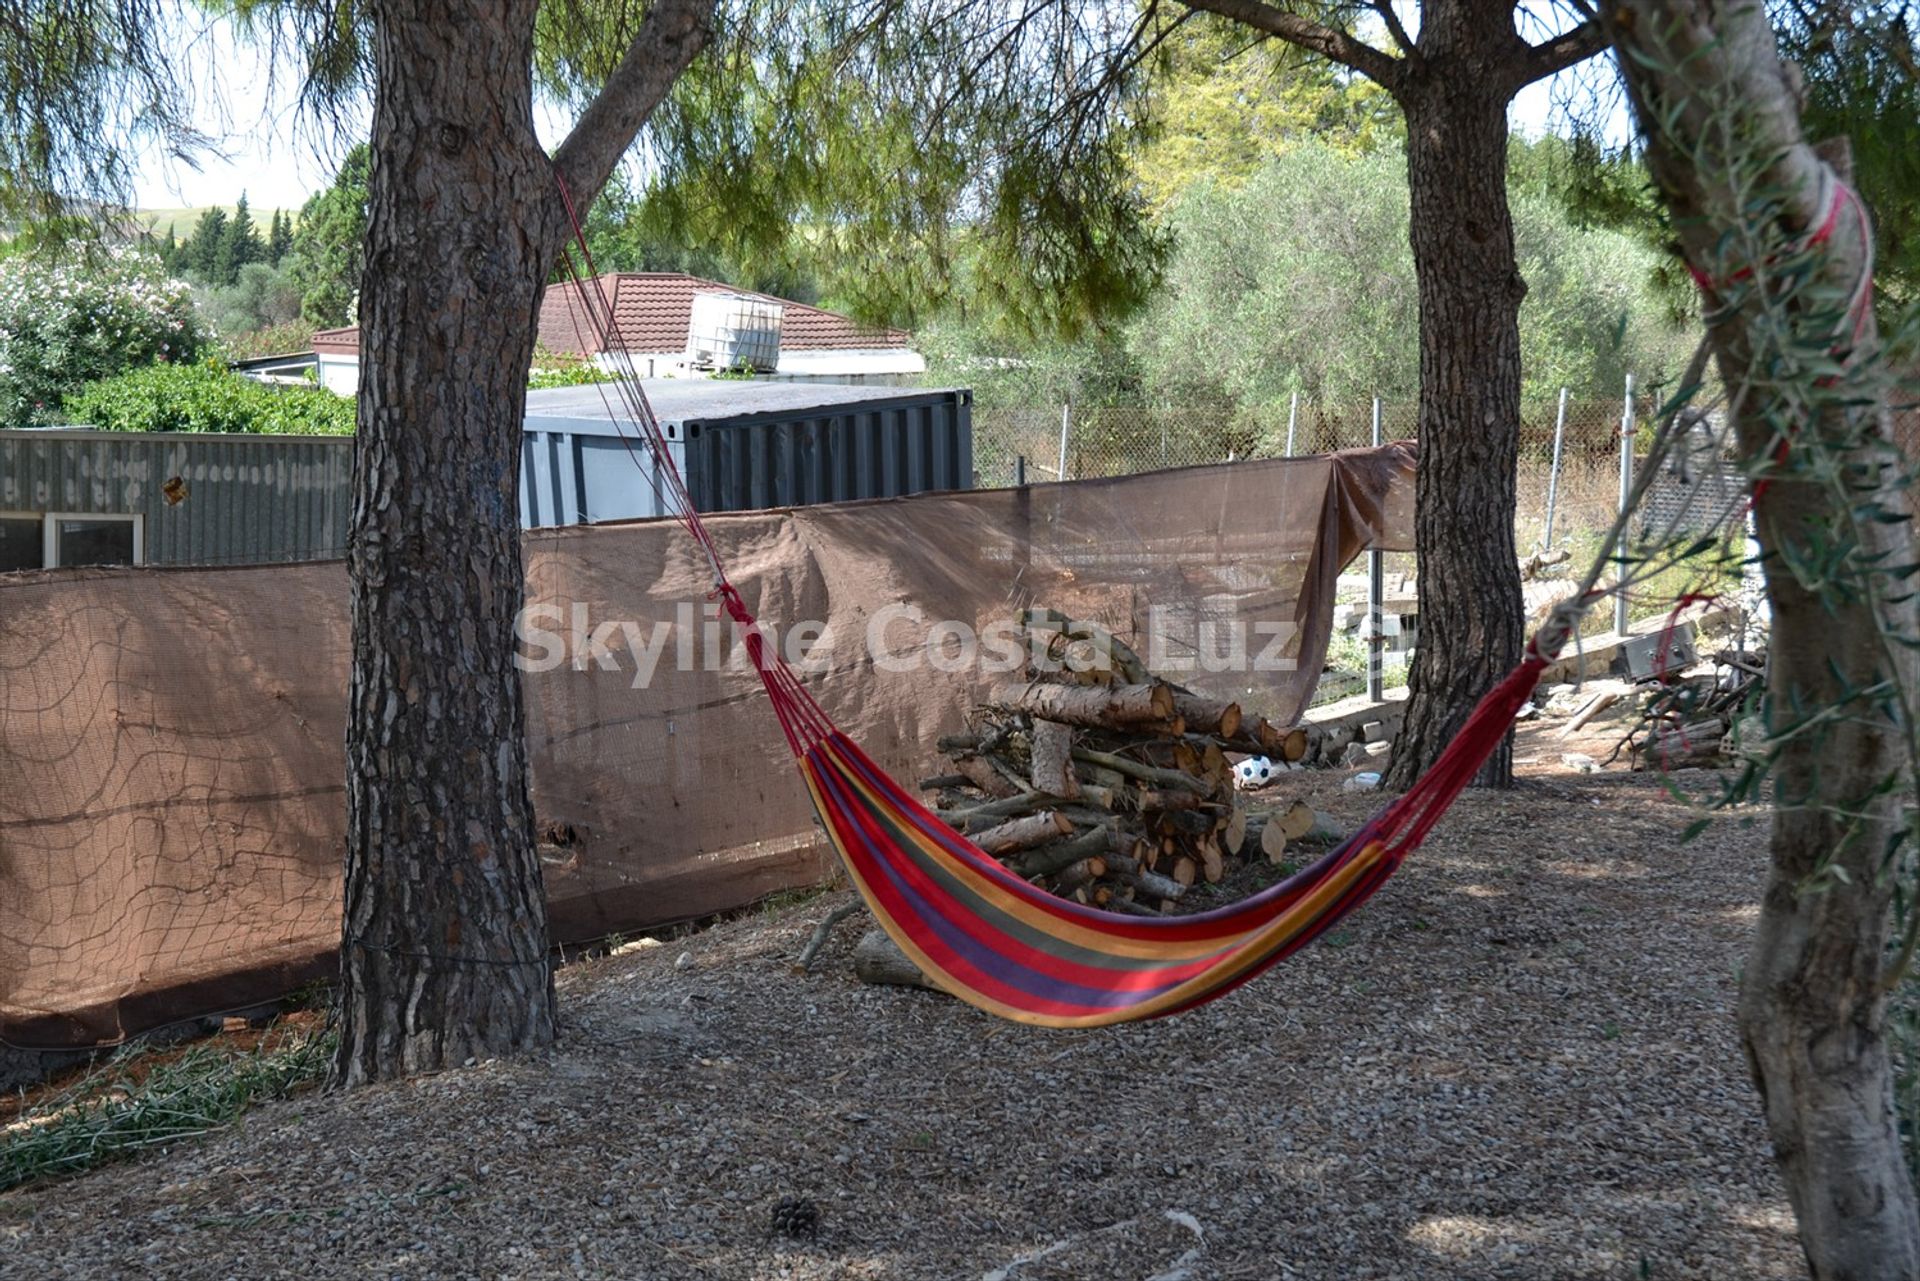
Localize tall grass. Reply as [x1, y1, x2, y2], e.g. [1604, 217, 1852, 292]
[1, 1023, 334, 1192]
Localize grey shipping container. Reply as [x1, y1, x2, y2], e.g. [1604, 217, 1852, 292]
[0, 381, 972, 572]
[0, 428, 354, 570]
[520, 380, 972, 526]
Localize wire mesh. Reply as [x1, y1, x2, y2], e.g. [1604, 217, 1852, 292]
[974, 395, 1641, 551]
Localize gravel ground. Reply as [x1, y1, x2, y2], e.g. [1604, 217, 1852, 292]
[0, 752, 1801, 1280]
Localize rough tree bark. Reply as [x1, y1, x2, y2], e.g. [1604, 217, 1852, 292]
[336, 0, 710, 1087]
[1390, 7, 1530, 788]
[1178, 0, 1607, 789]
[1607, 0, 1920, 1273]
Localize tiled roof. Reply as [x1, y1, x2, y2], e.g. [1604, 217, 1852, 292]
[311, 326, 359, 355]
[307, 274, 912, 358]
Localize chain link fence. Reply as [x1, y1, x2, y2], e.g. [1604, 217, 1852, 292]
[970, 391, 1918, 713]
[972, 394, 1635, 546]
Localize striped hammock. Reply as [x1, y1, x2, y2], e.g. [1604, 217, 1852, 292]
[554, 181, 1565, 1027]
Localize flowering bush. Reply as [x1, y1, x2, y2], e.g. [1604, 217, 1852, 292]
[0, 249, 207, 427]
[63, 361, 355, 436]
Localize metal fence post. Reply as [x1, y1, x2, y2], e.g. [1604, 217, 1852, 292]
[1015, 454, 1027, 486]
[1368, 395, 1385, 702]
[1542, 386, 1568, 549]
[1615, 374, 1635, 636]
[1057, 403, 1071, 482]
[1285, 390, 1299, 458]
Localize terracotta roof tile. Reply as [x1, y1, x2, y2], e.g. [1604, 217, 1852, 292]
[310, 274, 912, 359]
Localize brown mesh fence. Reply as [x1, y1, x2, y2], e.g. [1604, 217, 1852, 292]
[0, 446, 1413, 1050]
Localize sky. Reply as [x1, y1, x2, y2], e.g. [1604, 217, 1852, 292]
[131, 15, 1629, 213]
[130, 17, 572, 212]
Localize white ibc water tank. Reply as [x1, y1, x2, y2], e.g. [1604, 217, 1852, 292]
[684, 292, 785, 373]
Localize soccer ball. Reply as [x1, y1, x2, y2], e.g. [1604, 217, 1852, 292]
[1234, 756, 1276, 789]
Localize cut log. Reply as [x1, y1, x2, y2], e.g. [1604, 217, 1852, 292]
[986, 680, 1175, 729]
[1135, 787, 1204, 812]
[1052, 856, 1107, 894]
[1017, 608, 1152, 684]
[973, 810, 1075, 856]
[1222, 804, 1248, 856]
[918, 773, 971, 791]
[1071, 746, 1208, 795]
[1010, 827, 1113, 879]
[1200, 837, 1224, 884]
[1633, 717, 1731, 770]
[1029, 719, 1080, 799]
[1274, 800, 1316, 841]
[1302, 815, 1347, 844]
[1074, 760, 1129, 791]
[1261, 822, 1287, 864]
[852, 928, 943, 992]
[1168, 692, 1243, 739]
[941, 791, 1057, 830]
[1120, 866, 1190, 902]
[1561, 688, 1623, 737]
[952, 754, 1021, 799]
[1277, 726, 1309, 763]
[1171, 857, 1199, 887]
[795, 900, 866, 973]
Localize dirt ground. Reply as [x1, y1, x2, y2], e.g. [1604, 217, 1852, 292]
[0, 723, 1801, 1280]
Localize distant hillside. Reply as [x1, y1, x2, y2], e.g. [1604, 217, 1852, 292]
[134, 205, 296, 239]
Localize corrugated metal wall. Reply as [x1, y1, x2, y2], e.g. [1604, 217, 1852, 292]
[0, 431, 354, 567]
[683, 389, 973, 512]
[2, 388, 973, 564]
[521, 388, 973, 524]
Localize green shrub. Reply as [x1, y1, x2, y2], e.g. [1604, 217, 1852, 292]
[0, 248, 207, 427]
[63, 361, 355, 435]
[527, 350, 617, 389]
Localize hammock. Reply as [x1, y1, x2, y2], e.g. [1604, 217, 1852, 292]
[550, 183, 1585, 1027]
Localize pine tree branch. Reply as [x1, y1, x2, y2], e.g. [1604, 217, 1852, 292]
[548, 0, 716, 242]
[1514, 16, 1609, 88]
[1369, 0, 1416, 56]
[1174, 0, 1404, 89]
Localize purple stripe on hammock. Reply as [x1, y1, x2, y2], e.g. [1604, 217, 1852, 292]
[812, 757, 1204, 1010]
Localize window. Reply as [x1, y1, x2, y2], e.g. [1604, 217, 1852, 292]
[0, 515, 41, 573]
[46, 514, 142, 568]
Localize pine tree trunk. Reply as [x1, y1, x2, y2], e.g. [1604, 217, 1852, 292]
[1384, 6, 1528, 791]
[1607, 0, 1920, 1272]
[335, 0, 558, 1086]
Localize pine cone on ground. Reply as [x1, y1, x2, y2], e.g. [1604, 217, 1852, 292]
[770, 1194, 820, 1241]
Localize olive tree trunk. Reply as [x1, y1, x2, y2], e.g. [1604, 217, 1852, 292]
[336, 0, 709, 1087]
[1608, 0, 1920, 1273]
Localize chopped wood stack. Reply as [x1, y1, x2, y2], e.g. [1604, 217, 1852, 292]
[920, 609, 1338, 914]
[1625, 647, 1765, 771]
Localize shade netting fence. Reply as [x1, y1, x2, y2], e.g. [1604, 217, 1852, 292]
[0, 447, 1413, 1050]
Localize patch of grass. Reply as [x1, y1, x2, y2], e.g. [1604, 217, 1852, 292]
[0, 1021, 334, 1192]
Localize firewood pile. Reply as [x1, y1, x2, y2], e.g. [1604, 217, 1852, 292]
[1620, 647, 1766, 771]
[920, 609, 1342, 915]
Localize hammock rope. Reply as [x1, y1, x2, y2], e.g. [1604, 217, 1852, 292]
[545, 175, 1653, 1027]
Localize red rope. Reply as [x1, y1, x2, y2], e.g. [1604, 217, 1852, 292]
[1687, 178, 1876, 508]
[552, 171, 834, 753]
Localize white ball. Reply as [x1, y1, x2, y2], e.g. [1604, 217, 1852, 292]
[1234, 755, 1275, 788]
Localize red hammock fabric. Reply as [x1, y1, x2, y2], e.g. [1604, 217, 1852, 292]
[551, 175, 1560, 1025]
